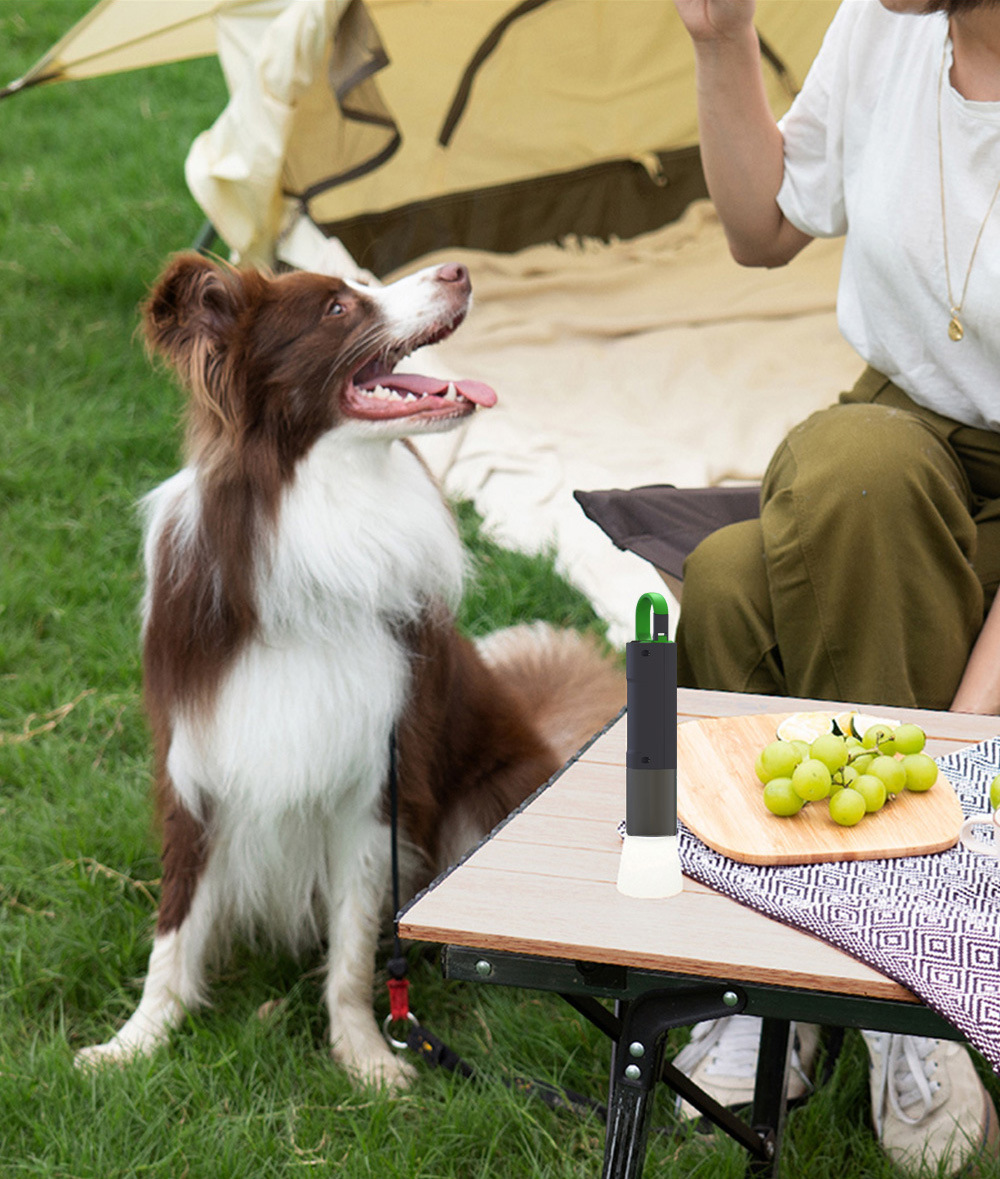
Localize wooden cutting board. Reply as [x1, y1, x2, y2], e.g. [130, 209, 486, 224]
[676, 712, 964, 866]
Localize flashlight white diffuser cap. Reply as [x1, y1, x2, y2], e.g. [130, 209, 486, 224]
[616, 833, 683, 898]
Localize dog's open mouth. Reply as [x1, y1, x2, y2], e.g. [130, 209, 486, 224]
[343, 317, 497, 423]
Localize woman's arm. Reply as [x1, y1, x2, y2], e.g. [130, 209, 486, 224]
[950, 592, 1000, 715]
[674, 0, 813, 267]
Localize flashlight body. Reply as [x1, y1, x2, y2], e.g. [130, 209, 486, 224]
[625, 638, 677, 837]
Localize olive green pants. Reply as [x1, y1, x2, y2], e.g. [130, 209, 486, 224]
[675, 368, 1000, 710]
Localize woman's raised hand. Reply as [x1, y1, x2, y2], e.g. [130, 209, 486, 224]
[673, 0, 757, 44]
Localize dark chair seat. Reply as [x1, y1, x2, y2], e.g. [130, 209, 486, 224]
[573, 484, 761, 598]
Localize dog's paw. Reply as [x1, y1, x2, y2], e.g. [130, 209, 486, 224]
[333, 1040, 417, 1091]
[74, 1039, 139, 1071]
[356, 1050, 418, 1092]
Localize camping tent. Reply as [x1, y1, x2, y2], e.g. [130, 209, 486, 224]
[5, 0, 839, 272]
[5, 0, 857, 640]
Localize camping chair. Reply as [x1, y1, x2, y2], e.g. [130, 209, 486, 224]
[574, 484, 762, 604]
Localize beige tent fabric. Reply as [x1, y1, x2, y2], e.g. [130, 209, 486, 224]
[399, 202, 860, 643]
[3, 0, 223, 88]
[179, 0, 839, 266]
[2, 0, 293, 92]
[186, 0, 351, 266]
[9, 1, 837, 270]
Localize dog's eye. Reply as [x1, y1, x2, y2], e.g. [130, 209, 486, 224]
[324, 300, 345, 318]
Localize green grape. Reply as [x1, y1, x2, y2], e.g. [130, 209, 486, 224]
[868, 754, 906, 795]
[810, 733, 849, 773]
[829, 787, 866, 827]
[792, 758, 833, 802]
[763, 777, 805, 816]
[862, 723, 896, 754]
[848, 750, 875, 775]
[790, 740, 812, 762]
[852, 773, 887, 813]
[901, 753, 937, 793]
[757, 740, 804, 784]
[893, 724, 926, 756]
[839, 764, 860, 788]
[990, 774, 1000, 810]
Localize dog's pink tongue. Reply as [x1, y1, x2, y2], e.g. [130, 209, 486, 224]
[359, 373, 498, 407]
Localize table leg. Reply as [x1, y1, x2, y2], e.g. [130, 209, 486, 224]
[748, 1018, 792, 1177]
[603, 1068, 661, 1179]
[601, 996, 669, 1179]
[599, 987, 778, 1179]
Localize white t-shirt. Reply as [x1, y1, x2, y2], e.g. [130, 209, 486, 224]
[777, 0, 1000, 431]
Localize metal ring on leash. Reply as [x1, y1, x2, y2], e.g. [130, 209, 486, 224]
[383, 1011, 418, 1051]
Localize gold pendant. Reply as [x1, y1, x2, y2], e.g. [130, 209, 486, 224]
[948, 315, 964, 342]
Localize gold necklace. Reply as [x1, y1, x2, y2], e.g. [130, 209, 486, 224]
[937, 40, 1000, 341]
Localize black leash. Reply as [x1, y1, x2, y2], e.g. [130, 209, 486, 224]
[384, 728, 414, 1041]
[404, 1020, 607, 1120]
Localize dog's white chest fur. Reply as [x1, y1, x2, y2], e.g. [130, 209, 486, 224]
[144, 434, 464, 823]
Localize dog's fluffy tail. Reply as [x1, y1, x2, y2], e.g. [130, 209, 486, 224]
[475, 622, 624, 765]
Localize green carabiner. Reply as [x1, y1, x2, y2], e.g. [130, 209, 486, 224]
[635, 592, 671, 643]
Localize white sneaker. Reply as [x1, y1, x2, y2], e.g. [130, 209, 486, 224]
[863, 1033, 1000, 1176]
[672, 1015, 818, 1121]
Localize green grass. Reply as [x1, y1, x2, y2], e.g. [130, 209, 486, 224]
[2, 4, 999, 1177]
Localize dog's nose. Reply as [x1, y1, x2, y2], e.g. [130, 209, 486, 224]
[436, 263, 470, 291]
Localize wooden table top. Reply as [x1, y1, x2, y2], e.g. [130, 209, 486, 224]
[400, 690, 1000, 1004]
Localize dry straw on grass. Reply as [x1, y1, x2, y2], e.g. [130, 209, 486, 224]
[0, 688, 95, 746]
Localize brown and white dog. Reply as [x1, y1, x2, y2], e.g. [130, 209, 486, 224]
[75, 255, 623, 1085]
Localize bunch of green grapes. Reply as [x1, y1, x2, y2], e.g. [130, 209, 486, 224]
[755, 720, 937, 827]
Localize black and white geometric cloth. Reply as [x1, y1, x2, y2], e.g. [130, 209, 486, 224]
[676, 739, 1000, 1073]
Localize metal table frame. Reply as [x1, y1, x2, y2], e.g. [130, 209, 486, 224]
[437, 945, 959, 1177]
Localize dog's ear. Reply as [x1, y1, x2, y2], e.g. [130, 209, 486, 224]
[143, 253, 242, 368]
[143, 253, 251, 442]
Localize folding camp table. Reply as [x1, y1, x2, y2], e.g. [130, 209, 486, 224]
[399, 688, 1000, 1178]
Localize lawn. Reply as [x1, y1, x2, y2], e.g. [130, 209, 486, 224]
[2, 4, 998, 1178]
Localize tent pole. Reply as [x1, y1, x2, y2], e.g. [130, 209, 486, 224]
[192, 220, 219, 256]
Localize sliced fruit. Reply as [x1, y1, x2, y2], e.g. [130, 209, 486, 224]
[776, 712, 836, 743]
[833, 711, 857, 738]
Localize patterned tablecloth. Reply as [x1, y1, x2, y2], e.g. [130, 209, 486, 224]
[677, 739, 1000, 1072]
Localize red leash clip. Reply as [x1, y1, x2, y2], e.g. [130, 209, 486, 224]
[383, 956, 416, 1050]
[387, 975, 410, 1021]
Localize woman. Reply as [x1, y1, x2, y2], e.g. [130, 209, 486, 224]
[671, 0, 1000, 1173]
